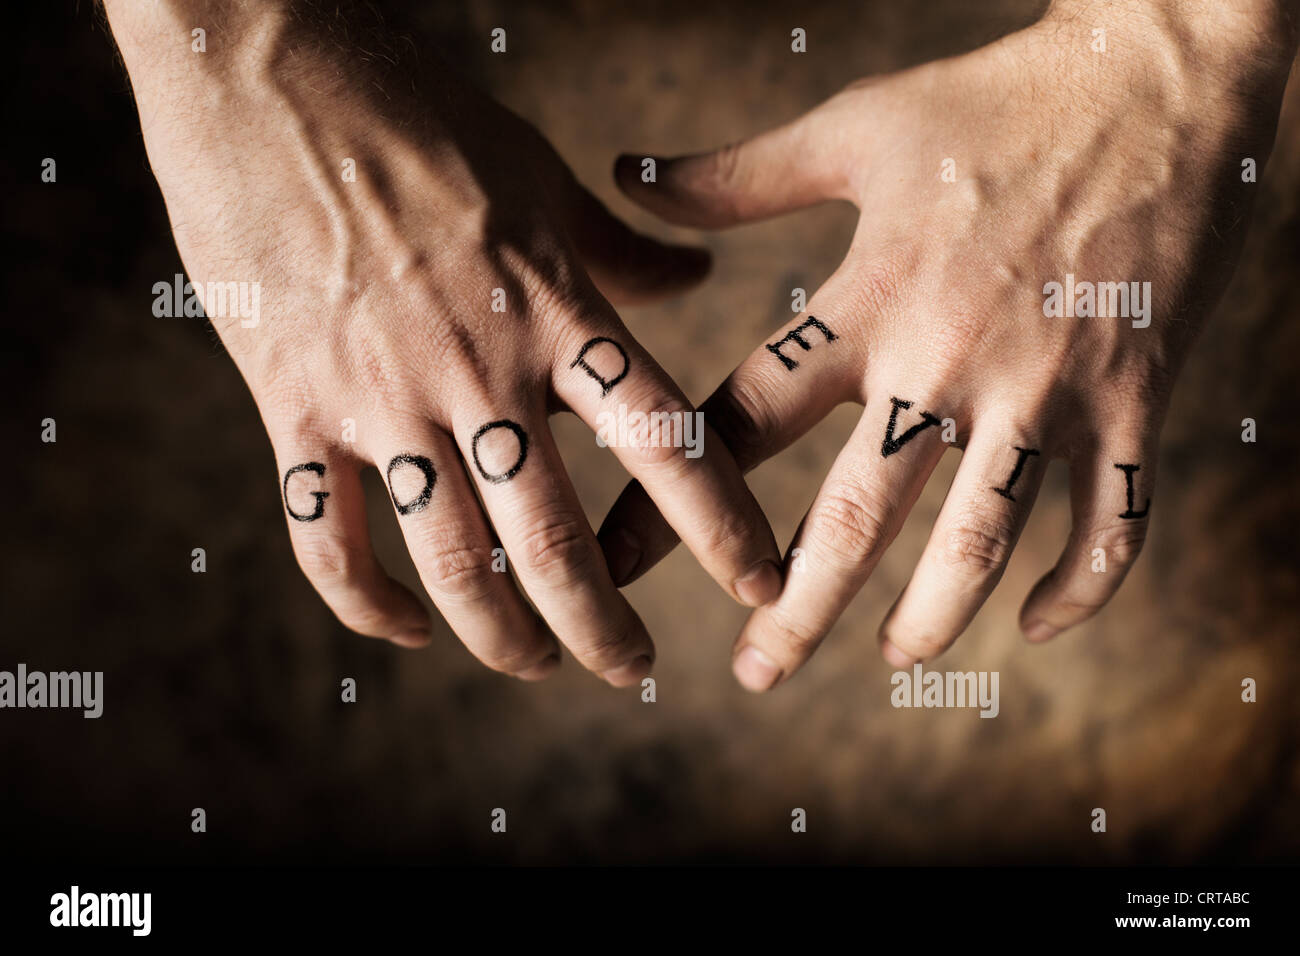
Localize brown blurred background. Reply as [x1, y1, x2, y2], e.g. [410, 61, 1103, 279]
[3, 0, 1298, 864]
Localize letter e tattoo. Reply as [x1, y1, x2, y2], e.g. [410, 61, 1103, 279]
[766, 317, 837, 371]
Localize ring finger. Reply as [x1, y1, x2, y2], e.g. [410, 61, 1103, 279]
[877, 424, 1047, 665]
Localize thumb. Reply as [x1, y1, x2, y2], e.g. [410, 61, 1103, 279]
[615, 109, 843, 230]
[562, 178, 713, 306]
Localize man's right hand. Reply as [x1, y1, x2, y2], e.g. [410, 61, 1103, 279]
[599, 0, 1296, 690]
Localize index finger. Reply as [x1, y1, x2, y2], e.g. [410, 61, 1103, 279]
[596, 304, 863, 586]
[554, 318, 788, 607]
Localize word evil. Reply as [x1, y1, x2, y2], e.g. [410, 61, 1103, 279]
[890, 663, 999, 718]
[50, 886, 151, 937]
[0, 663, 103, 718]
[594, 404, 705, 459]
[1042, 273, 1151, 328]
[152, 272, 261, 328]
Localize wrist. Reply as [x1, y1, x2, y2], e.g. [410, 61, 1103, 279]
[1026, 0, 1296, 151]
[1041, 0, 1298, 76]
[103, 0, 468, 147]
[102, 0, 294, 87]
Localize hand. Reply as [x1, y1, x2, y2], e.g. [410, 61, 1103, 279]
[599, 0, 1297, 690]
[105, 0, 783, 684]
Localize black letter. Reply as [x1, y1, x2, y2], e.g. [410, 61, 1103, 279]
[570, 337, 630, 396]
[881, 397, 941, 458]
[992, 446, 1040, 501]
[283, 462, 329, 521]
[472, 420, 529, 484]
[766, 316, 837, 371]
[1114, 463, 1150, 519]
[386, 454, 437, 515]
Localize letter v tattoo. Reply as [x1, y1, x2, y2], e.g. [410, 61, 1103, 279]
[881, 397, 941, 458]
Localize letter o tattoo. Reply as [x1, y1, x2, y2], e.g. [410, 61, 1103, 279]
[471, 420, 529, 484]
[283, 462, 329, 522]
[386, 453, 437, 516]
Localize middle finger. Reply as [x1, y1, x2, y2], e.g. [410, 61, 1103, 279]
[731, 389, 948, 691]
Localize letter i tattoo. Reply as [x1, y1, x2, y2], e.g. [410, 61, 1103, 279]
[992, 447, 1040, 501]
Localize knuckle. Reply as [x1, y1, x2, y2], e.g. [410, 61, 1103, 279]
[764, 605, 824, 658]
[500, 244, 584, 324]
[839, 254, 910, 319]
[1038, 582, 1110, 629]
[809, 486, 893, 570]
[698, 500, 755, 560]
[578, 625, 640, 672]
[267, 390, 325, 445]
[1093, 520, 1149, 568]
[620, 396, 695, 469]
[1116, 356, 1174, 399]
[534, 259, 587, 318]
[672, 144, 746, 222]
[887, 626, 948, 661]
[480, 641, 547, 676]
[342, 332, 409, 412]
[519, 512, 597, 582]
[295, 536, 399, 638]
[1054, 593, 1108, 619]
[338, 606, 397, 640]
[433, 322, 493, 389]
[700, 142, 742, 191]
[295, 533, 365, 588]
[942, 513, 1018, 574]
[255, 335, 312, 402]
[424, 541, 497, 602]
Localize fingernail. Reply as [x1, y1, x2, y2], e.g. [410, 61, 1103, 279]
[733, 645, 782, 692]
[392, 629, 432, 649]
[879, 637, 917, 669]
[734, 559, 782, 607]
[1023, 620, 1060, 643]
[602, 654, 653, 688]
[605, 528, 642, 586]
[516, 653, 560, 682]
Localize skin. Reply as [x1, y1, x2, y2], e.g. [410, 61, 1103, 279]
[598, 0, 1300, 690]
[102, 0, 786, 686]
